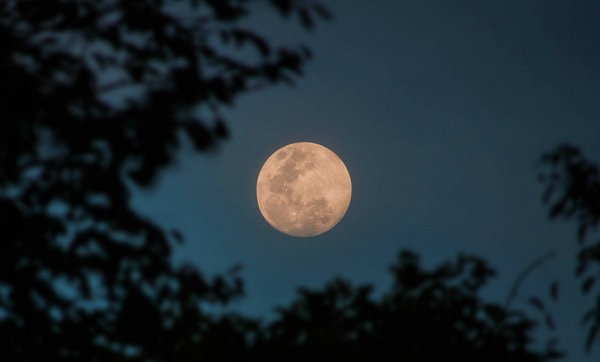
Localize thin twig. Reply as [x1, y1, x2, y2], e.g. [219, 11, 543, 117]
[505, 250, 557, 308]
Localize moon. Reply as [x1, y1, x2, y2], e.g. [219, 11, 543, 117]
[256, 142, 352, 237]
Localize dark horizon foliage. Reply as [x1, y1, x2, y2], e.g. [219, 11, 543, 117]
[250, 251, 562, 361]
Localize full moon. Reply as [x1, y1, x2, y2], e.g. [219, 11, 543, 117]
[256, 142, 352, 237]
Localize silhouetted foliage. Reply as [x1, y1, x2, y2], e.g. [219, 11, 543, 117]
[251, 251, 562, 361]
[539, 144, 600, 352]
[0, 0, 570, 360]
[0, 0, 327, 359]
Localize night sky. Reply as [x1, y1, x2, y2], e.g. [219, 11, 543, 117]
[132, 1, 600, 360]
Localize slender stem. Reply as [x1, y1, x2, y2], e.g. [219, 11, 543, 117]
[505, 250, 556, 308]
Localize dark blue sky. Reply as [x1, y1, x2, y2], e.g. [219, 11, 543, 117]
[133, 1, 600, 360]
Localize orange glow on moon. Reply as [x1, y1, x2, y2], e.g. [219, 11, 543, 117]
[256, 142, 352, 237]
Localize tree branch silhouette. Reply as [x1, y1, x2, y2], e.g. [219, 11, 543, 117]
[0, 0, 329, 360]
[539, 144, 600, 352]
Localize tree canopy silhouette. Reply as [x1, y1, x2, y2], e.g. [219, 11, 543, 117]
[0, 0, 329, 359]
[251, 251, 562, 361]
